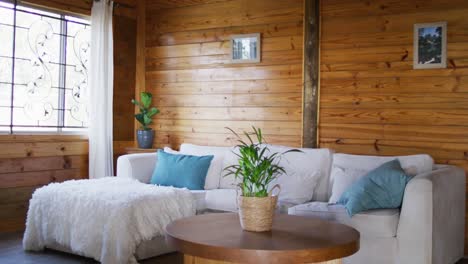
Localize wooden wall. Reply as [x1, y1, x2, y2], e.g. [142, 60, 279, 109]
[318, 0, 468, 252]
[0, 135, 88, 232]
[0, 0, 137, 233]
[144, 0, 304, 148]
[113, 11, 137, 156]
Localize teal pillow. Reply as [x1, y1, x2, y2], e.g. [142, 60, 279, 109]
[150, 150, 213, 190]
[337, 159, 412, 216]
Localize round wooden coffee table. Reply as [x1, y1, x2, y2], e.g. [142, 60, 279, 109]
[165, 213, 359, 264]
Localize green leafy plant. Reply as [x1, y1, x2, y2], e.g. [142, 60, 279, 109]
[224, 127, 300, 198]
[131, 92, 160, 130]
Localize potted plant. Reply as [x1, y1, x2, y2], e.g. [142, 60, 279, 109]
[131, 92, 160, 149]
[224, 127, 299, 232]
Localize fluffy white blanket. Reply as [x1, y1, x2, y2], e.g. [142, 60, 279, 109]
[23, 177, 195, 264]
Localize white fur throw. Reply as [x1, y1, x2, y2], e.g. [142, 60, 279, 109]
[23, 177, 195, 264]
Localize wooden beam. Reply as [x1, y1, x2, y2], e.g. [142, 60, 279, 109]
[302, 0, 320, 147]
[133, 0, 145, 137]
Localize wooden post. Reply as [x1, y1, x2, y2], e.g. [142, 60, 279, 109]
[302, 0, 320, 148]
[134, 0, 145, 143]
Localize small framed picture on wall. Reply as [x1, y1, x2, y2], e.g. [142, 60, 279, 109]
[413, 22, 447, 69]
[230, 33, 261, 63]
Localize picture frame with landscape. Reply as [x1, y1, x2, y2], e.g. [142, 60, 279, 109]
[413, 22, 447, 69]
[230, 33, 261, 63]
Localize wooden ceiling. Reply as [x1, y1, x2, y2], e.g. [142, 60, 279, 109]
[145, 0, 232, 10]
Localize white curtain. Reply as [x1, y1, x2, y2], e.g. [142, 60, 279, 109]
[88, 0, 114, 178]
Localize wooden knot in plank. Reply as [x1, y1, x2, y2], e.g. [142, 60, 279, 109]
[401, 50, 408, 61]
[374, 140, 380, 152]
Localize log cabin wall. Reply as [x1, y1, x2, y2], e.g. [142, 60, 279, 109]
[113, 12, 137, 157]
[0, 0, 136, 233]
[318, 0, 468, 252]
[0, 135, 88, 232]
[144, 0, 304, 148]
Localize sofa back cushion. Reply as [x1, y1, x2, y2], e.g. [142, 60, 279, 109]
[332, 153, 434, 176]
[328, 166, 367, 204]
[179, 143, 230, 189]
[329, 153, 434, 201]
[220, 146, 242, 189]
[178, 143, 335, 203]
[179, 144, 244, 190]
[219, 144, 334, 202]
[266, 145, 334, 203]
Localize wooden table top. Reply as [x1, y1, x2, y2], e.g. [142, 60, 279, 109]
[165, 213, 360, 264]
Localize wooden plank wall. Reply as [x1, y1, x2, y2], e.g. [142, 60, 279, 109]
[144, 0, 304, 148]
[134, 0, 146, 133]
[0, 135, 88, 232]
[318, 0, 468, 252]
[113, 12, 137, 157]
[0, 0, 137, 233]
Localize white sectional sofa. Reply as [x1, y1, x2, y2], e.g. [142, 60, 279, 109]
[116, 143, 465, 264]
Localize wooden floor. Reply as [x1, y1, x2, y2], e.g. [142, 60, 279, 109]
[0, 232, 182, 264]
[0, 231, 467, 264]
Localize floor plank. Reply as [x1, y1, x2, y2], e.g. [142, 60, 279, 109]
[0, 231, 182, 264]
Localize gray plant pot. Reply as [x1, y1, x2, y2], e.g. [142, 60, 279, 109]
[136, 129, 155, 149]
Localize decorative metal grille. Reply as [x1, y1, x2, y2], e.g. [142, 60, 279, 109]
[0, 1, 90, 133]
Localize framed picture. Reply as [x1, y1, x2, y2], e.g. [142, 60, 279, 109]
[230, 33, 261, 63]
[413, 22, 447, 69]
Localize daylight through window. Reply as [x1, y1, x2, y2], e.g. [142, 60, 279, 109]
[0, 2, 90, 133]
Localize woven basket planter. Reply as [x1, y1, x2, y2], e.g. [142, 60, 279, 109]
[238, 185, 280, 232]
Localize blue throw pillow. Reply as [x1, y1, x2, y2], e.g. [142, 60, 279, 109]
[150, 150, 214, 190]
[337, 159, 412, 216]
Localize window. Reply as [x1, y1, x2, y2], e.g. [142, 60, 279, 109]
[0, 1, 90, 133]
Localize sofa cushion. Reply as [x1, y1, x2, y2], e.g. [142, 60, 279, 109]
[288, 202, 400, 238]
[204, 189, 238, 212]
[266, 145, 334, 203]
[190, 190, 207, 212]
[332, 153, 433, 176]
[260, 144, 327, 204]
[163, 147, 178, 155]
[219, 144, 333, 202]
[165, 146, 221, 190]
[338, 160, 411, 216]
[150, 150, 213, 190]
[271, 170, 321, 205]
[329, 166, 367, 204]
[179, 144, 230, 189]
[329, 153, 434, 199]
[219, 147, 242, 189]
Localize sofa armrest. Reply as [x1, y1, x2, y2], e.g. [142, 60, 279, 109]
[116, 153, 157, 184]
[397, 165, 465, 264]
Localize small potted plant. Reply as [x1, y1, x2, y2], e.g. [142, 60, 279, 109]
[224, 127, 299, 232]
[132, 92, 160, 149]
